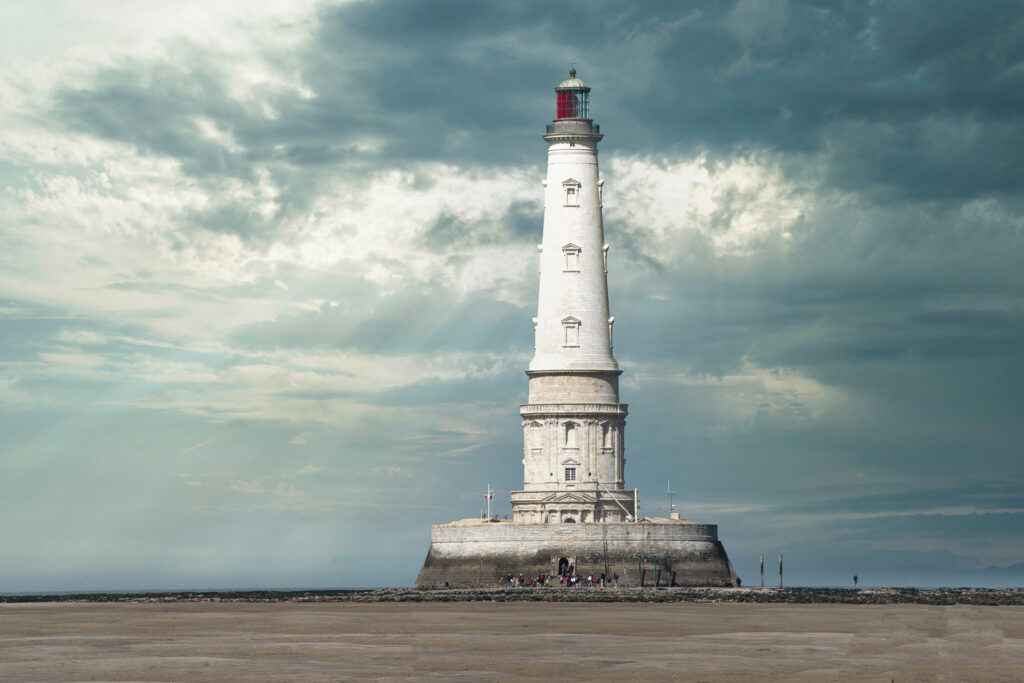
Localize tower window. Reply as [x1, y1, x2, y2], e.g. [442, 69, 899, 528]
[562, 179, 581, 206]
[561, 317, 580, 347]
[564, 467, 577, 482]
[562, 244, 580, 272]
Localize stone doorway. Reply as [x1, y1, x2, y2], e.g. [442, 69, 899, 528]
[558, 557, 569, 576]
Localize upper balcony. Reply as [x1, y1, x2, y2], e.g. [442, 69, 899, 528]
[546, 120, 600, 136]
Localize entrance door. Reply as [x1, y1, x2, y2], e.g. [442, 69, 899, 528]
[558, 557, 569, 576]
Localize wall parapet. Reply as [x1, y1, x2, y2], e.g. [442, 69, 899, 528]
[429, 521, 719, 547]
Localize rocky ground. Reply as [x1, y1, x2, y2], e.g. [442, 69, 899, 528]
[5, 586, 1024, 605]
[343, 586, 1024, 605]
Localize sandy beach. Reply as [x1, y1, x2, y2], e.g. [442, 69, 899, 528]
[2, 600, 1023, 681]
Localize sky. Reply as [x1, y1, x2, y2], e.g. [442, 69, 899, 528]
[1, 0, 1023, 591]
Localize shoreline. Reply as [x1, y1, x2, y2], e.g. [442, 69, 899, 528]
[4, 585, 1024, 605]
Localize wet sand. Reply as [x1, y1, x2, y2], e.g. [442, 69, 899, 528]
[2, 601, 1023, 681]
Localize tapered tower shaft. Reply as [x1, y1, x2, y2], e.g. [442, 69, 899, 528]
[511, 70, 635, 524]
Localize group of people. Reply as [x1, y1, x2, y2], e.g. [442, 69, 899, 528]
[505, 571, 619, 588]
[507, 574, 548, 588]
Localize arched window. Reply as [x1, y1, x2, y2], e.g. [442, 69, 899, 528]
[564, 422, 578, 448]
[527, 420, 543, 449]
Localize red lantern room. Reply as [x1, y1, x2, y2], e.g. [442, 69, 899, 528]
[555, 68, 590, 120]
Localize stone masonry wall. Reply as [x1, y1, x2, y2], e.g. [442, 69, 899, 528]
[415, 522, 736, 589]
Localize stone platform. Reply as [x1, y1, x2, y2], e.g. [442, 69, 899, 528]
[415, 517, 736, 588]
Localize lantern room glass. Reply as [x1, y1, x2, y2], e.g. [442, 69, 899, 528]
[556, 90, 589, 119]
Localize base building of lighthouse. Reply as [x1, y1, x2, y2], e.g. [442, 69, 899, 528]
[415, 71, 736, 588]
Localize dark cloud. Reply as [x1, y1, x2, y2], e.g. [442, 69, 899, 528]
[50, 1, 1024, 215]
[55, 58, 253, 177]
[422, 201, 540, 250]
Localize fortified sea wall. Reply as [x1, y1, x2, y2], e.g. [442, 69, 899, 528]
[415, 520, 736, 589]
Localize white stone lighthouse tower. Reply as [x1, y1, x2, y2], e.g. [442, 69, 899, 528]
[511, 69, 637, 524]
[414, 69, 735, 589]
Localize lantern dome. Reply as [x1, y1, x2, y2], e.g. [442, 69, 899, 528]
[556, 68, 589, 91]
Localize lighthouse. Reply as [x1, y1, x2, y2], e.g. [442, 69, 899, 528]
[512, 69, 636, 525]
[414, 70, 736, 588]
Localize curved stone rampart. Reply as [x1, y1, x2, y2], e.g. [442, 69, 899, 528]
[415, 520, 736, 589]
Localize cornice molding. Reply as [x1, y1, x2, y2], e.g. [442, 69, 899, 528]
[525, 369, 623, 377]
[521, 403, 628, 417]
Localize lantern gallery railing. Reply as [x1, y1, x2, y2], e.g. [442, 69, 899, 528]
[545, 121, 600, 135]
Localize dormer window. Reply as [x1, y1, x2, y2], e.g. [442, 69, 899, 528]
[562, 179, 581, 206]
[562, 243, 580, 272]
[561, 316, 580, 347]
